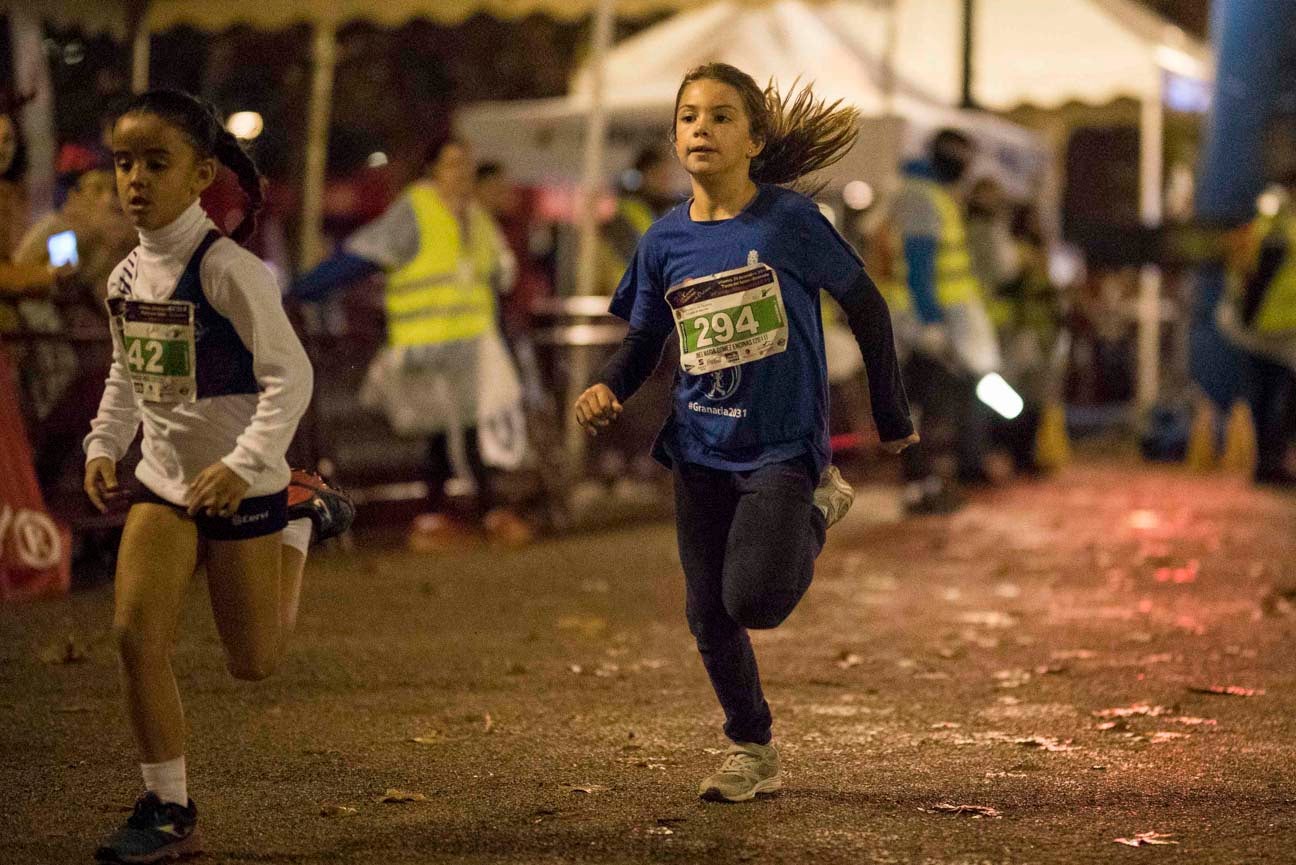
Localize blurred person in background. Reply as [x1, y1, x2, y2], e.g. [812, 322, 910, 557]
[890, 128, 1000, 513]
[1218, 174, 1296, 487]
[14, 160, 136, 487]
[0, 98, 76, 303]
[597, 145, 680, 295]
[294, 137, 533, 548]
[965, 176, 1019, 326]
[989, 204, 1064, 474]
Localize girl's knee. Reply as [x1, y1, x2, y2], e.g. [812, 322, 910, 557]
[725, 599, 792, 630]
[112, 619, 171, 666]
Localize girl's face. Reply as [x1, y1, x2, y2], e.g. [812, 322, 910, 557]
[0, 115, 17, 176]
[112, 112, 215, 232]
[673, 79, 763, 181]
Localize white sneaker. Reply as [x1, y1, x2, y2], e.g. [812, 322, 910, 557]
[698, 742, 782, 802]
[814, 465, 854, 528]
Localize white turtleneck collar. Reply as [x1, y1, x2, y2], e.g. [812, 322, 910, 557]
[138, 198, 211, 257]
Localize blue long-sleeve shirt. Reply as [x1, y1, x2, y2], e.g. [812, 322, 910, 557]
[291, 251, 382, 302]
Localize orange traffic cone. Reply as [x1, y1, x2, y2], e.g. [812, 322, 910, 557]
[1183, 397, 1218, 472]
[1220, 400, 1257, 476]
[1034, 400, 1071, 471]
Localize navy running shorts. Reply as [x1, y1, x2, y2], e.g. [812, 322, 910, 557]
[136, 485, 288, 541]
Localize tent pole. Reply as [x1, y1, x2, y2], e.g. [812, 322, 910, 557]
[574, 0, 616, 298]
[129, 0, 150, 93]
[9, 6, 54, 216]
[960, 0, 976, 109]
[567, 0, 617, 483]
[299, 17, 338, 271]
[882, 0, 898, 113]
[1136, 84, 1164, 412]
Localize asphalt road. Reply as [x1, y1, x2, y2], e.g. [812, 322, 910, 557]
[3, 458, 1296, 864]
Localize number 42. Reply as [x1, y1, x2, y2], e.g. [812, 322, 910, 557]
[694, 306, 759, 348]
[126, 338, 166, 374]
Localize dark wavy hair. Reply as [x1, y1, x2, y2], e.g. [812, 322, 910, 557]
[671, 63, 860, 192]
[119, 89, 264, 244]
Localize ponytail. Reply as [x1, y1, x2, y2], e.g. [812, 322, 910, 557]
[673, 64, 860, 192]
[120, 89, 265, 244]
[213, 128, 264, 243]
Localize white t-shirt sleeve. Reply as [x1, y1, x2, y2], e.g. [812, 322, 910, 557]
[83, 260, 142, 464]
[202, 242, 314, 485]
[343, 194, 421, 270]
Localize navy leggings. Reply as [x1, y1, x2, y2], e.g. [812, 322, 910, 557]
[673, 456, 826, 745]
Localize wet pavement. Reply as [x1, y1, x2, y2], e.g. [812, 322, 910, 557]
[3, 456, 1296, 864]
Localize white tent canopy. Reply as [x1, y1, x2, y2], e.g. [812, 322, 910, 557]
[458, 0, 1051, 215]
[569, 0, 1210, 112]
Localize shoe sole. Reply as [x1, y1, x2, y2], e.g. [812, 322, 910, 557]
[96, 828, 203, 863]
[698, 776, 782, 803]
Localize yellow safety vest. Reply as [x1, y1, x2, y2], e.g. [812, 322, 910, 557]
[385, 183, 498, 347]
[918, 178, 983, 308]
[859, 215, 909, 314]
[1234, 211, 1296, 335]
[617, 196, 656, 236]
[595, 195, 659, 295]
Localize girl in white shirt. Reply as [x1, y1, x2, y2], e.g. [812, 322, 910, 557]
[83, 89, 343, 864]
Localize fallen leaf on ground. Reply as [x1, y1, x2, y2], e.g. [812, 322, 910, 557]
[409, 732, 445, 745]
[1150, 731, 1189, 743]
[1050, 649, 1097, 661]
[1114, 832, 1178, 847]
[1139, 653, 1175, 665]
[564, 783, 610, 794]
[1015, 736, 1076, 751]
[835, 651, 863, 669]
[557, 615, 609, 638]
[931, 722, 962, 729]
[645, 826, 674, 835]
[483, 713, 494, 733]
[378, 789, 427, 803]
[959, 611, 1018, 629]
[320, 804, 358, 817]
[1093, 704, 1171, 719]
[1171, 716, 1216, 726]
[994, 669, 1032, 689]
[926, 802, 1002, 818]
[1188, 685, 1264, 697]
[40, 636, 89, 665]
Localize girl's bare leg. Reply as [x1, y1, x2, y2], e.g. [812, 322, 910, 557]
[112, 504, 200, 762]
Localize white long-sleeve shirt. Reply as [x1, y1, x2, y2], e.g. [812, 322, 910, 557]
[84, 200, 313, 505]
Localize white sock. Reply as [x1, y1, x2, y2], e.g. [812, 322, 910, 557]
[282, 517, 313, 555]
[141, 756, 187, 805]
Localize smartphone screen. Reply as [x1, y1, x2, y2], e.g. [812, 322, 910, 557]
[47, 230, 79, 267]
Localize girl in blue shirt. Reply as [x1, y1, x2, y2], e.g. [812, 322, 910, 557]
[576, 63, 918, 803]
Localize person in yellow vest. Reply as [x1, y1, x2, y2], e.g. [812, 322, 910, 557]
[597, 146, 679, 295]
[293, 137, 534, 546]
[1217, 179, 1296, 486]
[889, 129, 1001, 513]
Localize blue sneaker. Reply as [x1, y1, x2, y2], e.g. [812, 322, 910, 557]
[95, 792, 201, 863]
